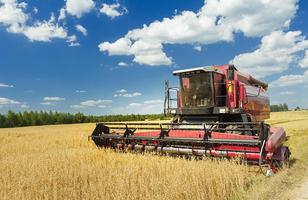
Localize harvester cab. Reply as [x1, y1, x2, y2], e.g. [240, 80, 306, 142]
[165, 64, 270, 125]
[91, 64, 290, 175]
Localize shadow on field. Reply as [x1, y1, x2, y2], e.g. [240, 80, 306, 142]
[289, 158, 297, 167]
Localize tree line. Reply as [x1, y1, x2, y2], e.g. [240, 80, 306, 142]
[0, 104, 291, 128]
[0, 111, 168, 128]
[270, 104, 289, 112]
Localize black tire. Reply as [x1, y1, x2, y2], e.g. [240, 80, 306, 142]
[91, 123, 110, 147]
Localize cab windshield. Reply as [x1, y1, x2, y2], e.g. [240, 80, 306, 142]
[180, 73, 213, 107]
[180, 72, 226, 107]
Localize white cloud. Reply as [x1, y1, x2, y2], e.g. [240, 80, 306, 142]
[43, 97, 65, 101]
[144, 99, 163, 104]
[193, 44, 202, 52]
[271, 71, 308, 87]
[0, 83, 14, 88]
[40, 97, 65, 106]
[76, 90, 86, 93]
[100, 3, 127, 19]
[99, 37, 132, 56]
[70, 105, 83, 109]
[0, 1, 68, 43]
[99, 0, 298, 66]
[128, 103, 143, 107]
[113, 99, 164, 114]
[58, 7, 66, 21]
[68, 42, 80, 47]
[0, 0, 28, 33]
[299, 50, 308, 68]
[33, 7, 38, 14]
[232, 30, 308, 78]
[65, 0, 95, 18]
[99, 37, 172, 66]
[40, 102, 56, 106]
[127, 99, 163, 108]
[75, 24, 87, 36]
[20, 103, 29, 108]
[121, 92, 142, 98]
[0, 97, 20, 105]
[66, 34, 80, 47]
[279, 91, 295, 95]
[116, 89, 127, 93]
[118, 62, 128, 67]
[114, 89, 142, 98]
[23, 14, 67, 42]
[0, 1, 92, 44]
[71, 99, 112, 109]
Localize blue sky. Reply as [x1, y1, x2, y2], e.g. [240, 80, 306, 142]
[0, 0, 308, 115]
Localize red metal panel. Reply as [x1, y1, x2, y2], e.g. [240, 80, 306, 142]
[213, 145, 260, 153]
[134, 130, 258, 140]
[266, 127, 286, 153]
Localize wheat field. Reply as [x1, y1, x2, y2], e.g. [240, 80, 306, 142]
[1, 111, 308, 200]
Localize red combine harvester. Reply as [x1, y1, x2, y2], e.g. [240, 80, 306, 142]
[91, 64, 290, 174]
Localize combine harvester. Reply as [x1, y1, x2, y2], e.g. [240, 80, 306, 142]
[91, 64, 290, 174]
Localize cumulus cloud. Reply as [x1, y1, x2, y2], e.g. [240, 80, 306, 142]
[113, 99, 164, 114]
[40, 97, 64, 106]
[116, 89, 127, 93]
[20, 104, 29, 108]
[58, 7, 66, 21]
[0, 97, 20, 105]
[193, 44, 202, 52]
[75, 24, 87, 36]
[271, 71, 308, 87]
[0, 0, 28, 33]
[40, 102, 56, 106]
[71, 99, 112, 109]
[99, 38, 172, 66]
[114, 89, 142, 98]
[118, 62, 128, 67]
[65, 0, 95, 18]
[99, 0, 298, 66]
[127, 100, 163, 108]
[23, 14, 67, 42]
[0, 83, 14, 88]
[68, 42, 80, 47]
[100, 3, 127, 19]
[66, 34, 80, 47]
[232, 30, 308, 78]
[116, 92, 142, 98]
[99, 38, 132, 56]
[43, 97, 65, 101]
[0, 2, 70, 43]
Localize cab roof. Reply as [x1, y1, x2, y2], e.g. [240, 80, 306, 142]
[173, 65, 229, 76]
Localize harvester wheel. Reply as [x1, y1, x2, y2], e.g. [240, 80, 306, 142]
[91, 124, 110, 148]
[273, 146, 291, 169]
[281, 149, 291, 169]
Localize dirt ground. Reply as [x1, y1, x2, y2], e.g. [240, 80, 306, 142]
[292, 177, 308, 200]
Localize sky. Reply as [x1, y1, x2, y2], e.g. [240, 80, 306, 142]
[0, 0, 308, 115]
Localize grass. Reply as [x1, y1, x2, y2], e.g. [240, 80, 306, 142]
[0, 123, 250, 200]
[1, 111, 308, 200]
